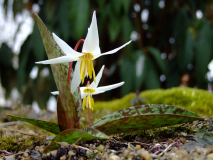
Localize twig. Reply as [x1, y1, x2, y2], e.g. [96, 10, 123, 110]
[148, 143, 161, 152]
[132, 141, 152, 146]
[0, 150, 13, 155]
[0, 121, 25, 127]
[154, 150, 161, 155]
[159, 142, 176, 156]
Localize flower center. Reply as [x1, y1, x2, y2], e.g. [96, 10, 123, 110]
[83, 88, 96, 94]
[82, 84, 95, 110]
[78, 52, 96, 83]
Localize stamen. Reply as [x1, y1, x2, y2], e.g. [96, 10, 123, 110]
[78, 52, 96, 83]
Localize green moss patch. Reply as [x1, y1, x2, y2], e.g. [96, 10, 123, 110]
[93, 87, 213, 117]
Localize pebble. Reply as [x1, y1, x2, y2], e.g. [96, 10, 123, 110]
[4, 155, 15, 160]
[68, 150, 75, 156]
[206, 153, 213, 160]
[23, 152, 29, 157]
[109, 155, 121, 160]
[60, 155, 66, 160]
[61, 142, 69, 148]
[135, 144, 141, 150]
[140, 150, 152, 160]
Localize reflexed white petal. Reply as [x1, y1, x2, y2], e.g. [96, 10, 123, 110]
[35, 56, 79, 64]
[92, 90, 105, 95]
[90, 65, 105, 88]
[71, 60, 81, 93]
[51, 91, 59, 95]
[53, 33, 83, 56]
[208, 59, 213, 71]
[95, 82, 124, 93]
[80, 87, 87, 99]
[82, 11, 101, 55]
[93, 40, 132, 59]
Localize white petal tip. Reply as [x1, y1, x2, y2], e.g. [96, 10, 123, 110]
[51, 91, 59, 95]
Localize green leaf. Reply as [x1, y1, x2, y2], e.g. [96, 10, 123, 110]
[195, 23, 212, 86]
[91, 104, 203, 135]
[6, 114, 60, 135]
[0, 43, 13, 67]
[134, 50, 147, 89]
[120, 57, 135, 95]
[108, 15, 120, 42]
[57, 96, 69, 132]
[177, 30, 194, 71]
[148, 47, 167, 74]
[144, 59, 161, 89]
[31, 24, 45, 61]
[34, 15, 82, 129]
[173, 8, 189, 38]
[69, 0, 90, 40]
[43, 128, 109, 153]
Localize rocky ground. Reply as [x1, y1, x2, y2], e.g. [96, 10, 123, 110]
[1, 113, 213, 160]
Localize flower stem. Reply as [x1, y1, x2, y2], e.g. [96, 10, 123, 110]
[67, 39, 85, 85]
[88, 106, 91, 127]
[86, 81, 92, 126]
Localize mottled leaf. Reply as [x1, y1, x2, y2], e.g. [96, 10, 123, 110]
[82, 127, 109, 139]
[57, 96, 68, 132]
[44, 128, 109, 153]
[34, 15, 82, 128]
[91, 104, 203, 134]
[6, 114, 60, 135]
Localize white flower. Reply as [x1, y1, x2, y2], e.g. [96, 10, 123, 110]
[207, 59, 213, 81]
[51, 65, 124, 110]
[36, 11, 131, 94]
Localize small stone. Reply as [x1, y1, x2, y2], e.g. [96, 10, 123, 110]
[61, 142, 69, 148]
[140, 150, 152, 160]
[97, 144, 104, 152]
[93, 149, 98, 154]
[28, 130, 35, 135]
[175, 150, 188, 156]
[206, 153, 213, 160]
[23, 152, 29, 157]
[30, 151, 42, 160]
[68, 150, 75, 156]
[49, 150, 57, 156]
[109, 155, 121, 160]
[123, 150, 130, 157]
[73, 144, 79, 149]
[35, 145, 46, 153]
[135, 145, 141, 150]
[128, 152, 135, 158]
[60, 155, 66, 160]
[4, 155, 15, 160]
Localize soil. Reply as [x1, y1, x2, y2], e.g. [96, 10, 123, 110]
[1, 116, 213, 160]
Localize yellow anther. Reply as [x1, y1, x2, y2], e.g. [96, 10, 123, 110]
[79, 53, 96, 83]
[82, 95, 95, 110]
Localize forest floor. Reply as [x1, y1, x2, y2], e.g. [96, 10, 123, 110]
[0, 107, 213, 160]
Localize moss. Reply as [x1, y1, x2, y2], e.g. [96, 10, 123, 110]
[141, 87, 213, 116]
[0, 135, 35, 151]
[93, 87, 213, 117]
[93, 93, 136, 112]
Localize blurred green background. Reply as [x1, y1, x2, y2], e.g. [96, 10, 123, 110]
[0, 0, 213, 109]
